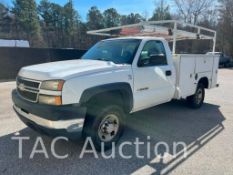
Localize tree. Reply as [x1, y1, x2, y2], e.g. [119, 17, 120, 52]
[38, 0, 52, 46]
[63, 0, 80, 47]
[121, 13, 144, 25]
[38, 1, 63, 47]
[217, 0, 233, 57]
[174, 0, 214, 24]
[87, 6, 104, 30]
[150, 0, 172, 21]
[38, 0, 80, 48]
[0, 3, 8, 21]
[37, 0, 52, 26]
[0, 3, 11, 37]
[12, 0, 43, 47]
[103, 8, 120, 28]
[196, 8, 218, 30]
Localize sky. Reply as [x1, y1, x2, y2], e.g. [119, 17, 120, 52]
[2, 0, 176, 21]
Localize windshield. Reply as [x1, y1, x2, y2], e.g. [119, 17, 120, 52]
[82, 39, 141, 64]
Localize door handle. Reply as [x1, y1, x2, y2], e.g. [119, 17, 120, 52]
[166, 70, 172, 76]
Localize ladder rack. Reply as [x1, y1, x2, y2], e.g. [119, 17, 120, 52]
[87, 20, 217, 54]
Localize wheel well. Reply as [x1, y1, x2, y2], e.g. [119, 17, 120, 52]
[198, 77, 209, 88]
[85, 90, 132, 113]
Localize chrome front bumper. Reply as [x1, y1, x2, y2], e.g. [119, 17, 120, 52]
[14, 105, 84, 133]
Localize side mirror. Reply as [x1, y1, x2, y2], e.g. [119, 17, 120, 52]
[138, 59, 146, 67]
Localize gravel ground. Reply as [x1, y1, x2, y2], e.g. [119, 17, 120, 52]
[0, 69, 233, 175]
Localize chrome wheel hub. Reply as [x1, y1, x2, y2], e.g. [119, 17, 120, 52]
[98, 114, 119, 142]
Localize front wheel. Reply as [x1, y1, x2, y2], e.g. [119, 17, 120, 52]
[82, 105, 125, 151]
[186, 83, 205, 109]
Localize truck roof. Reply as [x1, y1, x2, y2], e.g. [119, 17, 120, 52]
[103, 36, 166, 41]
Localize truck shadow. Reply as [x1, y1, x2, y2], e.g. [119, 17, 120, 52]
[122, 101, 225, 175]
[0, 101, 225, 175]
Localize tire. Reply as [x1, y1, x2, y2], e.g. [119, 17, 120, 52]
[186, 83, 205, 109]
[82, 105, 125, 151]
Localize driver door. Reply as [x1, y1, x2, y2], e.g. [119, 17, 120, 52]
[132, 40, 175, 111]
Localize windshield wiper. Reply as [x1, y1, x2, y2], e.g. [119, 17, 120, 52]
[96, 58, 112, 62]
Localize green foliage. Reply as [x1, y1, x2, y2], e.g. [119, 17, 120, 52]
[64, 1, 80, 32]
[0, 3, 8, 17]
[103, 8, 120, 27]
[121, 13, 144, 25]
[38, 0, 80, 47]
[63, 1, 80, 47]
[0, 0, 231, 54]
[217, 0, 233, 57]
[12, 0, 43, 46]
[37, 0, 53, 26]
[38, 1, 63, 47]
[149, 0, 171, 21]
[1, 2, 146, 48]
[87, 6, 104, 30]
[0, 3, 10, 36]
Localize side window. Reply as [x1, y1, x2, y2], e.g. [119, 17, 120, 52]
[138, 40, 168, 67]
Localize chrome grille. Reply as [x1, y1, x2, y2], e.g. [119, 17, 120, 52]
[16, 77, 41, 102]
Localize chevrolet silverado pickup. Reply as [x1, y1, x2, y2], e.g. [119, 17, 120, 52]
[12, 21, 219, 150]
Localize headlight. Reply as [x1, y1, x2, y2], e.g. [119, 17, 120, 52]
[40, 80, 64, 91]
[38, 95, 62, 106]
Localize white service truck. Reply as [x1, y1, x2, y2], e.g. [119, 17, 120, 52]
[12, 21, 219, 150]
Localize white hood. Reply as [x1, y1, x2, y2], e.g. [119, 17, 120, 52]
[18, 59, 128, 80]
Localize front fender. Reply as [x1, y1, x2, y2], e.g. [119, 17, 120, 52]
[79, 82, 134, 112]
[61, 65, 134, 105]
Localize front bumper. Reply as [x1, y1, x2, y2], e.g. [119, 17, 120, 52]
[12, 89, 86, 137]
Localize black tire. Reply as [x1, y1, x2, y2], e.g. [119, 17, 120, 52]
[186, 83, 205, 109]
[82, 105, 125, 151]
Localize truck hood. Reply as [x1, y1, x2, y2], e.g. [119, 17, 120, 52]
[18, 59, 129, 80]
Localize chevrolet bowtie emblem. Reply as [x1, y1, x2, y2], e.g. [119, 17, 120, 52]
[18, 83, 26, 91]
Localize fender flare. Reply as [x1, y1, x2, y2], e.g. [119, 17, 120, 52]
[79, 82, 133, 112]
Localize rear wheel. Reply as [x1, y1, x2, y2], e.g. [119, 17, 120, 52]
[186, 83, 205, 109]
[82, 105, 125, 151]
